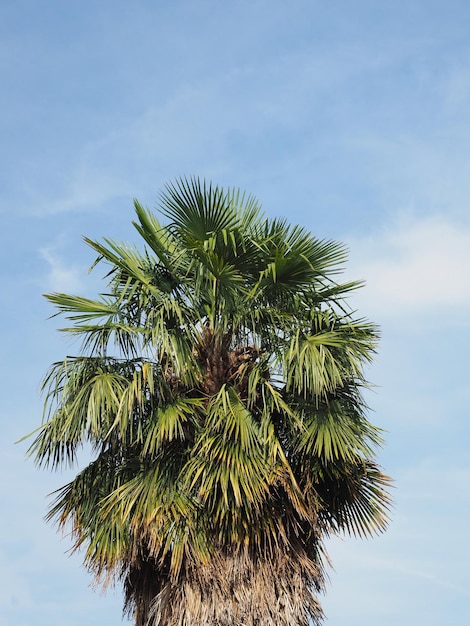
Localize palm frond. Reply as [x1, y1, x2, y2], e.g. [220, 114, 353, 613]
[160, 177, 240, 241]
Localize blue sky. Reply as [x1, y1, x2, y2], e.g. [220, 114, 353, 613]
[2, 1, 470, 624]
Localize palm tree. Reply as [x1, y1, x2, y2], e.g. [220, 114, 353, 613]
[27, 178, 391, 626]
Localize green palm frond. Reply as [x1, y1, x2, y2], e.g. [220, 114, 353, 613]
[160, 177, 240, 241]
[297, 397, 383, 463]
[141, 397, 203, 455]
[315, 459, 392, 537]
[132, 200, 178, 271]
[184, 386, 275, 514]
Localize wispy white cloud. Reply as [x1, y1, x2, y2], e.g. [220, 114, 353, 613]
[39, 246, 85, 293]
[345, 214, 470, 319]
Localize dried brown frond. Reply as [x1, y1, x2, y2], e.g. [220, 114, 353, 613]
[147, 546, 325, 626]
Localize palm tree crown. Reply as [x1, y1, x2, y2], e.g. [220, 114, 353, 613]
[27, 178, 391, 626]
